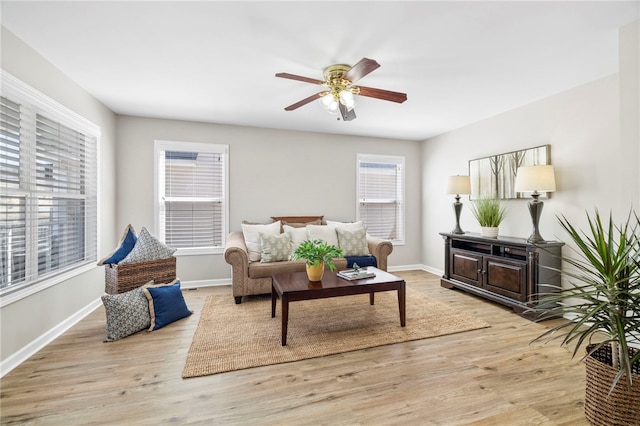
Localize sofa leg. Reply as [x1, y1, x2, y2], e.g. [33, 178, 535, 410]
[234, 296, 242, 304]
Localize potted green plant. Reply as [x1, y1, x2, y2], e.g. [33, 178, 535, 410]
[291, 238, 344, 282]
[470, 196, 506, 238]
[532, 209, 640, 424]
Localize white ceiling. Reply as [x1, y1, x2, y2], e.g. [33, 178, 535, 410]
[1, 1, 638, 141]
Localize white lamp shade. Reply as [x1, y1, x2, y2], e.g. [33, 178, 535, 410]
[514, 165, 556, 192]
[446, 175, 471, 195]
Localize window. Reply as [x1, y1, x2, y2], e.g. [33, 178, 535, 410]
[356, 154, 405, 244]
[154, 141, 228, 254]
[0, 72, 99, 298]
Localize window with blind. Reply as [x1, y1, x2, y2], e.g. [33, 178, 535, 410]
[0, 72, 99, 297]
[154, 141, 228, 254]
[356, 154, 405, 244]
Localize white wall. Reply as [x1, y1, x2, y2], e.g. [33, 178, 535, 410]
[620, 21, 639, 207]
[115, 116, 423, 282]
[421, 22, 639, 272]
[0, 27, 117, 364]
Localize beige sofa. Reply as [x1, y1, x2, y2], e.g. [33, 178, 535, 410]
[224, 217, 393, 304]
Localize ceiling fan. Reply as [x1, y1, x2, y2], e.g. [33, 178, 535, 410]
[275, 58, 407, 122]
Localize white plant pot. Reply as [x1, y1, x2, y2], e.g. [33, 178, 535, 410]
[481, 226, 499, 238]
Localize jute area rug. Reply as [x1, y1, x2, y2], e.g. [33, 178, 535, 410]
[182, 287, 489, 378]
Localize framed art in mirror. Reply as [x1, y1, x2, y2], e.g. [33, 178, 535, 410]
[469, 144, 551, 200]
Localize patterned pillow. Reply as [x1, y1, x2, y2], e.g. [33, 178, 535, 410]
[119, 226, 176, 264]
[97, 224, 137, 265]
[241, 221, 281, 262]
[336, 227, 370, 256]
[260, 232, 291, 263]
[142, 280, 192, 331]
[101, 287, 151, 342]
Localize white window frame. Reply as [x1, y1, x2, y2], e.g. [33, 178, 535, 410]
[0, 71, 100, 307]
[153, 140, 229, 256]
[356, 153, 405, 245]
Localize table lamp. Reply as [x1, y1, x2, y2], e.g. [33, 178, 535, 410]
[446, 175, 471, 234]
[514, 165, 556, 243]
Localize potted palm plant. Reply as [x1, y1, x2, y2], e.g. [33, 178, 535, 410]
[291, 238, 344, 282]
[532, 209, 640, 424]
[470, 196, 506, 238]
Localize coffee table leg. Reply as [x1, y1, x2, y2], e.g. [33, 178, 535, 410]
[398, 283, 406, 327]
[271, 284, 276, 318]
[281, 295, 289, 346]
[370, 292, 375, 305]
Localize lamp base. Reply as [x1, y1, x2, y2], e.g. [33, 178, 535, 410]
[526, 195, 545, 243]
[451, 199, 465, 234]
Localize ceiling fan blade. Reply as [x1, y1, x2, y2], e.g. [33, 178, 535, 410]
[343, 58, 380, 83]
[284, 92, 324, 111]
[275, 72, 325, 85]
[339, 103, 356, 121]
[356, 85, 407, 104]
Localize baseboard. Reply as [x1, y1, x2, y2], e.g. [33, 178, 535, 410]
[180, 278, 231, 289]
[388, 264, 443, 277]
[1, 297, 102, 378]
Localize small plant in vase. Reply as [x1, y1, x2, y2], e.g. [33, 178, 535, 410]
[291, 238, 344, 281]
[470, 196, 506, 238]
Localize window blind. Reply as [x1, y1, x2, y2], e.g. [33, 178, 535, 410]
[0, 74, 98, 295]
[357, 154, 405, 243]
[156, 142, 228, 251]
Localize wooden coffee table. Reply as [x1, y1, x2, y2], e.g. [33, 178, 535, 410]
[271, 267, 406, 346]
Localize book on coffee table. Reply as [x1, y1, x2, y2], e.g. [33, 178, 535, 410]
[338, 269, 376, 281]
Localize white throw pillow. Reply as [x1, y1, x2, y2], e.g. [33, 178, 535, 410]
[241, 221, 281, 262]
[306, 224, 339, 247]
[283, 225, 308, 254]
[327, 220, 364, 231]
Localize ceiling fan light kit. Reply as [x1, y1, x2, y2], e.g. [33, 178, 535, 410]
[276, 58, 407, 122]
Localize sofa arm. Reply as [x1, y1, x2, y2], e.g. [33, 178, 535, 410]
[224, 232, 250, 299]
[367, 235, 393, 271]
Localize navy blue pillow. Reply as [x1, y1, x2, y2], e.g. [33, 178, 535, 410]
[346, 255, 377, 269]
[97, 224, 137, 265]
[142, 281, 192, 331]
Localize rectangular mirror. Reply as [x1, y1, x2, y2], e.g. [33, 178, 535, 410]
[469, 144, 550, 200]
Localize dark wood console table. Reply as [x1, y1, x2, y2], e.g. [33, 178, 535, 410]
[440, 232, 564, 320]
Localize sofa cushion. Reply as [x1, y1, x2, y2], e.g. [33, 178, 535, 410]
[248, 257, 348, 279]
[336, 227, 370, 256]
[249, 258, 308, 278]
[283, 225, 308, 253]
[327, 220, 364, 231]
[260, 232, 291, 263]
[241, 221, 281, 262]
[306, 224, 339, 247]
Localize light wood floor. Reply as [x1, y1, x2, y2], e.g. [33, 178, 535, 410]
[1, 270, 587, 425]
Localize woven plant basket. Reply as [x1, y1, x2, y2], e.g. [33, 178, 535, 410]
[105, 257, 176, 294]
[584, 343, 640, 425]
